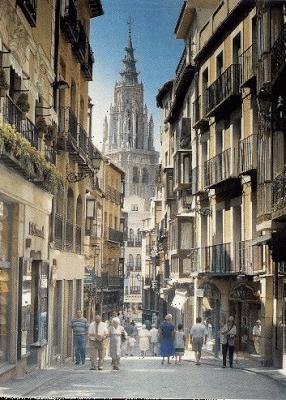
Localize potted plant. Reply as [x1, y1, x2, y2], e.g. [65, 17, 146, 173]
[45, 123, 57, 145]
[0, 68, 9, 97]
[16, 93, 30, 118]
[36, 116, 48, 138]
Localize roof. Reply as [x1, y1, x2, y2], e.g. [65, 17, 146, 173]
[156, 80, 174, 108]
[88, 0, 104, 18]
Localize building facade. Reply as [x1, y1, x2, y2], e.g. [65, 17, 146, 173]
[154, 0, 286, 369]
[103, 27, 159, 320]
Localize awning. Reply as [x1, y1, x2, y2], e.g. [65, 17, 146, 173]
[171, 290, 188, 310]
[251, 233, 272, 246]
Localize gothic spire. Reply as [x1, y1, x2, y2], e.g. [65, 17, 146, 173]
[120, 18, 138, 85]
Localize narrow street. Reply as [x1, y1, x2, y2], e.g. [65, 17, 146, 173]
[0, 356, 285, 399]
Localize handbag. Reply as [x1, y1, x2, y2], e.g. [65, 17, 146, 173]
[121, 331, 126, 342]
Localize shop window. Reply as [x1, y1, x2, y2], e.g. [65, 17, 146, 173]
[0, 201, 12, 364]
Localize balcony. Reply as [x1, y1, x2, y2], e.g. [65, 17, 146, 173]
[238, 134, 257, 175]
[271, 24, 286, 87]
[192, 165, 206, 195]
[65, 220, 73, 251]
[257, 183, 272, 224]
[17, 0, 37, 27]
[127, 239, 142, 247]
[240, 43, 257, 88]
[163, 167, 175, 201]
[235, 240, 263, 274]
[61, 0, 78, 43]
[204, 148, 238, 189]
[1, 95, 38, 149]
[203, 243, 232, 274]
[176, 117, 191, 149]
[272, 171, 286, 221]
[192, 93, 208, 129]
[73, 21, 87, 64]
[173, 150, 192, 192]
[54, 213, 63, 250]
[105, 185, 121, 205]
[105, 228, 123, 243]
[206, 64, 241, 117]
[81, 43, 94, 81]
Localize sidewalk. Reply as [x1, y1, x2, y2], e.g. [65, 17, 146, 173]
[184, 349, 286, 388]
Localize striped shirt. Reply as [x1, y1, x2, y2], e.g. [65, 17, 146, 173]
[70, 317, 89, 336]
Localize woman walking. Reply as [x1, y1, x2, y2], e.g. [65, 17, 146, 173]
[220, 316, 237, 368]
[109, 317, 126, 370]
[159, 314, 175, 365]
[138, 324, 151, 358]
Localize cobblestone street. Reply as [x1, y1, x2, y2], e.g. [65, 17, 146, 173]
[0, 356, 285, 399]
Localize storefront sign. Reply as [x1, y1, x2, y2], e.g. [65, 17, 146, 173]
[29, 223, 45, 239]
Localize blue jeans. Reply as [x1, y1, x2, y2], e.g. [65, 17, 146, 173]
[74, 335, 86, 364]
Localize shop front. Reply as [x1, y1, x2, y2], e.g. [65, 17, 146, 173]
[229, 282, 261, 355]
[197, 282, 221, 356]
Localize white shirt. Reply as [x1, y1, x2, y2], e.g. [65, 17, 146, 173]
[150, 328, 159, 343]
[190, 323, 208, 339]
[253, 325, 261, 337]
[88, 321, 108, 341]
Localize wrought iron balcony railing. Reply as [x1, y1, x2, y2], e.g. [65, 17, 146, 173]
[73, 20, 87, 64]
[81, 43, 94, 81]
[206, 64, 241, 116]
[204, 243, 232, 274]
[105, 228, 123, 243]
[17, 0, 37, 27]
[61, 0, 78, 43]
[240, 43, 257, 87]
[238, 134, 257, 175]
[257, 183, 272, 223]
[204, 148, 237, 188]
[45, 145, 56, 165]
[1, 95, 38, 149]
[272, 171, 286, 220]
[271, 24, 286, 85]
[235, 240, 263, 274]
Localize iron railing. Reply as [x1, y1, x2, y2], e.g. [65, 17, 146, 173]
[272, 171, 286, 216]
[239, 134, 257, 174]
[45, 145, 56, 164]
[206, 64, 241, 115]
[204, 148, 236, 187]
[17, 0, 37, 27]
[204, 243, 232, 273]
[271, 24, 286, 83]
[81, 43, 94, 81]
[257, 182, 272, 222]
[240, 43, 256, 86]
[235, 240, 263, 274]
[1, 95, 38, 149]
[73, 20, 87, 64]
[105, 228, 123, 243]
[61, 0, 78, 43]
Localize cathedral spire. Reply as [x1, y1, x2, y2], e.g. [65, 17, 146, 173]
[120, 18, 139, 85]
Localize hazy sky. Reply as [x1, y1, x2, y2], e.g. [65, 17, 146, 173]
[89, 0, 184, 151]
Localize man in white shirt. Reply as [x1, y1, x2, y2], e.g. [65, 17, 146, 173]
[190, 317, 208, 365]
[150, 324, 159, 356]
[88, 314, 108, 370]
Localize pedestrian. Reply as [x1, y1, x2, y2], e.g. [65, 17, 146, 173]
[159, 314, 175, 365]
[139, 324, 151, 358]
[190, 317, 207, 365]
[240, 317, 249, 352]
[128, 335, 136, 356]
[69, 309, 89, 365]
[220, 316, 237, 368]
[88, 314, 108, 371]
[109, 317, 126, 370]
[174, 324, 186, 365]
[252, 320, 261, 354]
[150, 324, 159, 356]
[104, 320, 110, 358]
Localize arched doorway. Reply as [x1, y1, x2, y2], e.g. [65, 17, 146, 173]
[229, 283, 261, 353]
[197, 282, 221, 356]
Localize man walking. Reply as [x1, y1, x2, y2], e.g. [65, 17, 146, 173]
[252, 319, 261, 354]
[88, 314, 108, 370]
[70, 309, 89, 365]
[190, 317, 207, 365]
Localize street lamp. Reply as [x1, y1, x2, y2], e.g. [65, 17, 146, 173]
[66, 150, 102, 183]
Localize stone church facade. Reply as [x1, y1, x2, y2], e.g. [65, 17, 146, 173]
[103, 27, 158, 317]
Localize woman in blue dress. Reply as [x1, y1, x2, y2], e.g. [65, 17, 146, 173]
[159, 314, 175, 364]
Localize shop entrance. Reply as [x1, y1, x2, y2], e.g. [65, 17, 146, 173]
[229, 283, 261, 354]
[197, 283, 221, 357]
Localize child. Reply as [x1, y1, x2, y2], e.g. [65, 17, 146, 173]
[174, 324, 185, 365]
[128, 335, 136, 356]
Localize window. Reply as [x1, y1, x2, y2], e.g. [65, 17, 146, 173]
[131, 204, 138, 211]
[142, 168, 149, 183]
[133, 167, 139, 183]
[135, 254, 141, 269]
[128, 254, 134, 268]
[129, 228, 134, 241]
[180, 221, 192, 250]
[216, 52, 223, 77]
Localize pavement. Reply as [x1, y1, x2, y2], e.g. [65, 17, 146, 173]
[0, 350, 285, 399]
